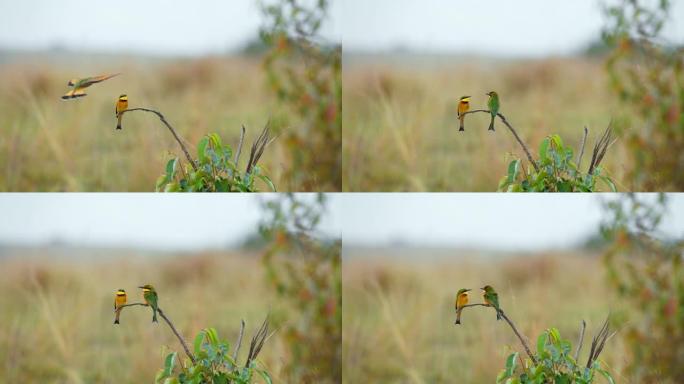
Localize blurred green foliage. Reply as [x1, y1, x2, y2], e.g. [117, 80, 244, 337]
[602, 0, 684, 190]
[600, 194, 684, 383]
[497, 328, 614, 384]
[259, 194, 341, 383]
[157, 132, 275, 192]
[259, 0, 342, 191]
[499, 133, 616, 192]
[155, 327, 271, 384]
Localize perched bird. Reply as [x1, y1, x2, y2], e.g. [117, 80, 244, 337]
[61, 73, 120, 100]
[457, 96, 471, 132]
[486, 91, 500, 131]
[139, 284, 159, 323]
[115, 94, 128, 130]
[114, 289, 127, 325]
[481, 285, 501, 320]
[454, 288, 471, 325]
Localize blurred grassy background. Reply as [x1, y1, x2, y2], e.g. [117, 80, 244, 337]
[0, 53, 305, 191]
[0, 248, 289, 383]
[342, 248, 630, 383]
[342, 55, 627, 191]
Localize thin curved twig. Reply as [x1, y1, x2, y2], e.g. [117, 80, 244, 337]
[118, 108, 198, 172]
[458, 303, 538, 364]
[117, 302, 196, 364]
[460, 110, 539, 172]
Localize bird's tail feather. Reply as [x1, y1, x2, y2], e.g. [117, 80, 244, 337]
[459, 116, 465, 132]
[488, 115, 495, 131]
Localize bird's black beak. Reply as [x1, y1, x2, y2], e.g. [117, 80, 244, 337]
[465, 289, 472, 292]
[138, 286, 144, 289]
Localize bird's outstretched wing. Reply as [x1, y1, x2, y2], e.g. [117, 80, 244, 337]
[80, 73, 120, 87]
[61, 88, 87, 100]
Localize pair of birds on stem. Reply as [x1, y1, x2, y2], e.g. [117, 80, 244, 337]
[113, 284, 159, 325]
[454, 285, 500, 325]
[457, 91, 500, 132]
[61, 73, 129, 130]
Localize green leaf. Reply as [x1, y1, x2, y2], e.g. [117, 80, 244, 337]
[549, 328, 561, 345]
[163, 352, 177, 377]
[194, 330, 205, 356]
[205, 327, 219, 348]
[208, 132, 223, 148]
[197, 136, 209, 163]
[551, 134, 564, 149]
[257, 369, 273, 384]
[598, 175, 617, 192]
[507, 159, 521, 184]
[539, 137, 550, 161]
[504, 352, 518, 376]
[537, 332, 547, 355]
[596, 368, 616, 384]
[258, 174, 277, 192]
[165, 158, 178, 182]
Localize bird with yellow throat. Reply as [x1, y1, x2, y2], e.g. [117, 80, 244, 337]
[115, 94, 128, 130]
[114, 289, 127, 324]
[457, 96, 471, 132]
[454, 288, 471, 324]
[139, 284, 159, 323]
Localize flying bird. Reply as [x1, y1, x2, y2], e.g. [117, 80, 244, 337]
[481, 285, 501, 320]
[115, 94, 128, 130]
[454, 288, 471, 325]
[61, 73, 120, 100]
[486, 91, 499, 131]
[457, 96, 471, 132]
[114, 289, 127, 325]
[139, 284, 159, 323]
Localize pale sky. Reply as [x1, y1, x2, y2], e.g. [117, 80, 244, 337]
[0, 194, 682, 253]
[0, 194, 341, 251]
[342, 0, 684, 56]
[0, 0, 342, 56]
[339, 194, 684, 251]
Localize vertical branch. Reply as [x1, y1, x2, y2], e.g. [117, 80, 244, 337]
[577, 127, 589, 170]
[235, 125, 246, 166]
[574, 320, 587, 361]
[233, 319, 246, 362]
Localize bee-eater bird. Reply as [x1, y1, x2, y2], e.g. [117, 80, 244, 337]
[61, 73, 120, 100]
[457, 96, 471, 132]
[454, 288, 471, 325]
[114, 289, 127, 325]
[486, 91, 500, 131]
[115, 94, 128, 130]
[139, 284, 159, 323]
[481, 285, 501, 320]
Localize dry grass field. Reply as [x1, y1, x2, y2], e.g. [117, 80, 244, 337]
[0, 248, 299, 383]
[342, 54, 628, 191]
[0, 53, 309, 191]
[342, 248, 632, 383]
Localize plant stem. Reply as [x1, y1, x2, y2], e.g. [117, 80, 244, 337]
[117, 302, 196, 364]
[577, 127, 589, 171]
[460, 110, 539, 172]
[458, 303, 538, 364]
[119, 108, 198, 172]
